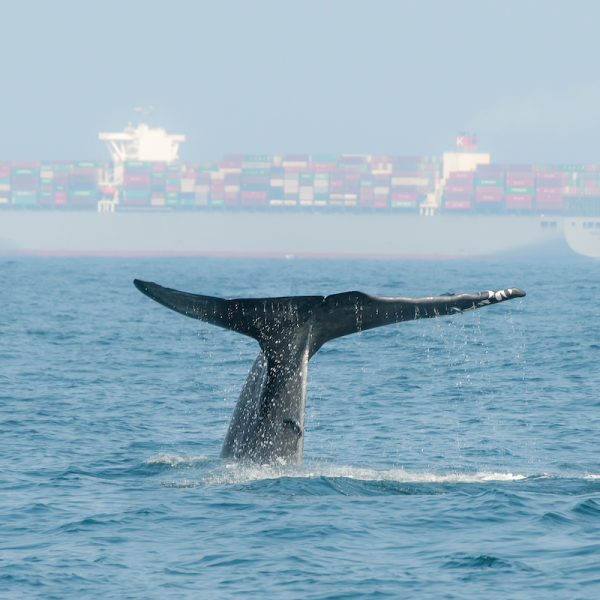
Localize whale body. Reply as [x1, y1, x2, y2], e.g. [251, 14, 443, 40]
[134, 279, 525, 465]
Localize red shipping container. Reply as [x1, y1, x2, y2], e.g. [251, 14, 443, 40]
[40, 195, 53, 205]
[476, 192, 503, 202]
[166, 185, 180, 193]
[360, 189, 374, 199]
[391, 193, 418, 201]
[445, 185, 473, 194]
[224, 195, 238, 206]
[536, 172, 564, 180]
[506, 194, 532, 209]
[124, 175, 150, 184]
[360, 198, 374, 207]
[284, 166, 303, 173]
[448, 171, 474, 180]
[12, 161, 41, 168]
[54, 191, 67, 204]
[241, 191, 267, 199]
[536, 186, 563, 195]
[312, 162, 336, 173]
[224, 192, 238, 200]
[40, 184, 53, 192]
[345, 172, 361, 180]
[445, 200, 471, 209]
[373, 199, 388, 208]
[151, 163, 167, 172]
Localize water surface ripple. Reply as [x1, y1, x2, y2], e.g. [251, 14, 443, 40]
[1, 256, 599, 598]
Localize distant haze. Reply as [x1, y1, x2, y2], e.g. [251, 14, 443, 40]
[0, 0, 598, 164]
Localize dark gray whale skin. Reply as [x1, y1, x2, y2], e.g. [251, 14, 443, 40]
[134, 279, 525, 466]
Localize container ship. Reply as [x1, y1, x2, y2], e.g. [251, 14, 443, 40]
[0, 122, 597, 258]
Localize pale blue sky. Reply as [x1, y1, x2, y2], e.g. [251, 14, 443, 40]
[0, 0, 598, 164]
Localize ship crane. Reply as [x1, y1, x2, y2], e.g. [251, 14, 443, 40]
[97, 111, 185, 212]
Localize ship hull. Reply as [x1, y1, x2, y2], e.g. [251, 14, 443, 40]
[0, 211, 569, 258]
[565, 217, 600, 258]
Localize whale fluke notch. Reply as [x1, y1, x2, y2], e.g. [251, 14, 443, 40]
[134, 279, 525, 465]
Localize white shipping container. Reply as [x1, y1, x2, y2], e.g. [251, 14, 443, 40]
[282, 161, 307, 167]
[344, 193, 358, 200]
[210, 172, 225, 180]
[270, 179, 284, 186]
[391, 177, 429, 186]
[195, 185, 210, 193]
[150, 197, 165, 206]
[225, 185, 240, 193]
[0, 197, 8, 204]
[181, 182, 195, 192]
[284, 172, 299, 180]
[0, 184, 10, 192]
[40, 171, 54, 179]
[374, 187, 390, 194]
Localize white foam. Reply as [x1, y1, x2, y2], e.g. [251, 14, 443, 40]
[205, 464, 527, 486]
[585, 474, 600, 479]
[144, 453, 208, 467]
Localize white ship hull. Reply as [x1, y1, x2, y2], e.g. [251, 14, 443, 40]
[564, 217, 600, 258]
[0, 211, 568, 258]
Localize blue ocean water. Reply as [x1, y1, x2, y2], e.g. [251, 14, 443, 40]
[1, 255, 600, 599]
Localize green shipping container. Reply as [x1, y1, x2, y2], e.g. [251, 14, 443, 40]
[475, 178, 504, 186]
[166, 178, 181, 185]
[300, 173, 314, 180]
[210, 198, 224, 206]
[506, 186, 534, 194]
[70, 190, 97, 197]
[310, 154, 337, 162]
[40, 178, 53, 185]
[314, 173, 329, 180]
[0, 177, 9, 185]
[151, 172, 166, 178]
[559, 165, 586, 172]
[12, 192, 37, 204]
[124, 190, 150, 198]
[12, 168, 39, 176]
[74, 161, 102, 168]
[123, 161, 149, 168]
[242, 168, 268, 176]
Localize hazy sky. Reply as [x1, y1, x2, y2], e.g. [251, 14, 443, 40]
[1, 0, 599, 164]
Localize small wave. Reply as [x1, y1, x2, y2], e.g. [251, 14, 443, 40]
[144, 453, 208, 467]
[205, 464, 526, 486]
[584, 474, 600, 479]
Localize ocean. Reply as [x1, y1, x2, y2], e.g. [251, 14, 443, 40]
[1, 255, 599, 598]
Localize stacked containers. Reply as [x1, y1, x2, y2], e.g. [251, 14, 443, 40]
[241, 167, 268, 207]
[122, 161, 150, 206]
[0, 162, 11, 205]
[268, 166, 285, 205]
[223, 171, 240, 207]
[69, 161, 100, 208]
[11, 162, 40, 206]
[505, 166, 534, 210]
[180, 169, 196, 207]
[536, 171, 564, 211]
[329, 169, 344, 206]
[39, 163, 54, 206]
[390, 157, 435, 211]
[150, 162, 166, 206]
[344, 170, 360, 206]
[165, 165, 181, 206]
[373, 174, 390, 208]
[359, 173, 374, 207]
[310, 156, 336, 206]
[283, 169, 299, 205]
[195, 171, 211, 206]
[299, 169, 314, 206]
[475, 165, 504, 211]
[51, 163, 70, 206]
[443, 171, 474, 210]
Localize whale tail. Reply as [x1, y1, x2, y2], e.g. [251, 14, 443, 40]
[133, 279, 525, 354]
[134, 279, 525, 465]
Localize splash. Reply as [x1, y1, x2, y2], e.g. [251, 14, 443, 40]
[144, 453, 208, 467]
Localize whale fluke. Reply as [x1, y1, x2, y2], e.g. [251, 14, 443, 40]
[134, 279, 525, 465]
